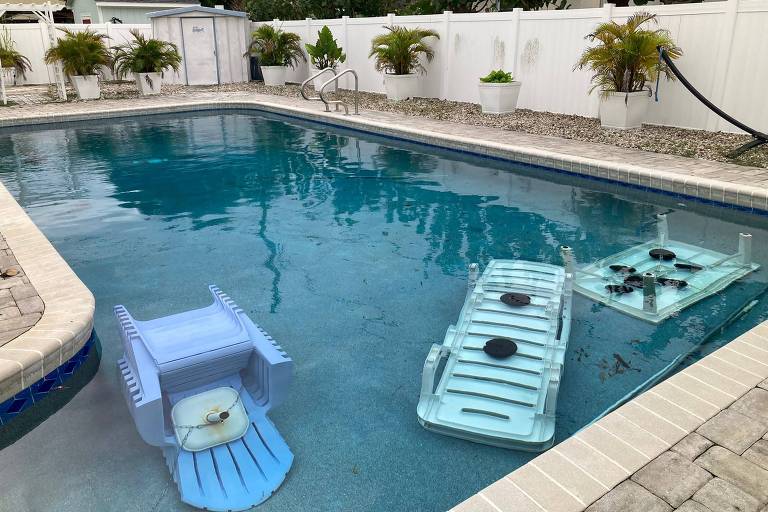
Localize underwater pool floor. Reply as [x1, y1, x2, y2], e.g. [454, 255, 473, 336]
[1, 110, 768, 512]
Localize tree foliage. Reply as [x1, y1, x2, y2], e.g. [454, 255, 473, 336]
[44, 28, 112, 77]
[0, 27, 31, 78]
[305, 26, 346, 70]
[369, 26, 439, 75]
[112, 30, 181, 76]
[574, 12, 682, 94]
[246, 25, 306, 68]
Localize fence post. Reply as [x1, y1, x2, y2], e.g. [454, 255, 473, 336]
[440, 10, 452, 100]
[706, 0, 740, 131]
[509, 8, 522, 78]
[590, 3, 615, 117]
[387, 12, 395, 26]
[273, 18, 279, 29]
[341, 15, 350, 89]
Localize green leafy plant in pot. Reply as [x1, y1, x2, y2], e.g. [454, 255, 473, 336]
[246, 25, 305, 87]
[44, 28, 112, 100]
[369, 25, 439, 101]
[112, 30, 181, 96]
[478, 69, 521, 114]
[574, 12, 681, 129]
[0, 28, 31, 86]
[305, 26, 346, 91]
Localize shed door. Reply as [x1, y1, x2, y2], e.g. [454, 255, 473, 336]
[181, 17, 218, 85]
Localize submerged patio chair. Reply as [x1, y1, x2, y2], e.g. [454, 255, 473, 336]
[115, 285, 293, 511]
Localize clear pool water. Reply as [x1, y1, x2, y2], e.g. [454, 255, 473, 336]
[1, 110, 768, 512]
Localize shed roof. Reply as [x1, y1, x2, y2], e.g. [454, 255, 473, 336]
[147, 5, 246, 17]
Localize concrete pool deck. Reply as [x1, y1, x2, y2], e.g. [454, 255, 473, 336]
[0, 90, 767, 511]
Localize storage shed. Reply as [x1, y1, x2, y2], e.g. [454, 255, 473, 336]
[149, 6, 249, 86]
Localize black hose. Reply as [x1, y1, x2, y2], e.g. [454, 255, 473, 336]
[657, 46, 768, 141]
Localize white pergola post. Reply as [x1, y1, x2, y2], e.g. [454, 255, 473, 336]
[30, 2, 66, 100]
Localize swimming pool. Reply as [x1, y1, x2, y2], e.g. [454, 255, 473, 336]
[1, 109, 767, 511]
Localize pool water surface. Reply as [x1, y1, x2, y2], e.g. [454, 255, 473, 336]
[1, 110, 767, 512]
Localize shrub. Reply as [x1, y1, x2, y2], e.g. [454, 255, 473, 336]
[44, 28, 112, 77]
[112, 30, 181, 77]
[305, 26, 346, 71]
[0, 28, 31, 79]
[480, 70, 513, 83]
[574, 12, 681, 95]
[369, 26, 439, 76]
[246, 25, 305, 68]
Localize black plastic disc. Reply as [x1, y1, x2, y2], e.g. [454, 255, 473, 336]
[657, 277, 688, 288]
[500, 292, 531, 307]
[623, 275, 645, 288]
[674, 262, 703, 272]
[649, 248, 676, 261]
[609, 264, 637, 274]
[483, 338, 518, 359]
[605, 284, 634, 294]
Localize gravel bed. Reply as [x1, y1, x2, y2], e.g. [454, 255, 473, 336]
[42, 81, 768, 169]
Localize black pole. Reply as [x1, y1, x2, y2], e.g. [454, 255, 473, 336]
[657, 46, 768, 142]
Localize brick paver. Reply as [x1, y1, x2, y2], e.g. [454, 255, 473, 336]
[0, 233, 42, 344]
[597, 379, 768, 511]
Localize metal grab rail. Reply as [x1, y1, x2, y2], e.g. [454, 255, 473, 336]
[300, 67, 335, 109]
[318, 69, 359, 116]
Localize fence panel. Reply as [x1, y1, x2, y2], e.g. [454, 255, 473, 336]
[4, 0, 768, 134]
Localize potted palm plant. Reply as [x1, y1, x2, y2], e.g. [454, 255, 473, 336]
[44, 28, 112, 100]
[575, 12, 681, 129]
[246, 25, 305, 86]
[478, 70, 521, 114]
[0, 28, 31, 86]
[369, 26, 439, 101]
[305, 25, 346, 91]
[112, 30, 181, 96]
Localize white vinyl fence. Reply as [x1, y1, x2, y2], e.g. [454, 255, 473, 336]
[273, 0, 768, 134]
[2, 22, 151, 84]
[2, 0, 767, 134]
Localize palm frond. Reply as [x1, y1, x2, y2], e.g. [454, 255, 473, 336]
[369, 26, 439, 75]
[574, 12, 682, 95]
[246, 24, 306, 68]
[112, 29, 181, 78]
[44, 27, 112, 77]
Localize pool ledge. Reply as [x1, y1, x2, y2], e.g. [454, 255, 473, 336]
[0, 94, 766, 213]
[0, 181, 94, 404]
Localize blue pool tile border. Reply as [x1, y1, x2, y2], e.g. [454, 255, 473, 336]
[0, 333, 96, 427]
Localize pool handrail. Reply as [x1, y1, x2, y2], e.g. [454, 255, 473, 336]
[300, 67, 336, 111]
[319, 69, 360, 116]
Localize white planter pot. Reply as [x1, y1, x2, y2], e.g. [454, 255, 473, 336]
[599, 91, 650, 129]
[261, 66, 287, 86]
[478, 81, 522, 114]
[383, 73, 419, 101]
[135, 72, 162, 96]
[71, 75, 100, 100]
[1, 68, 16, 86]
